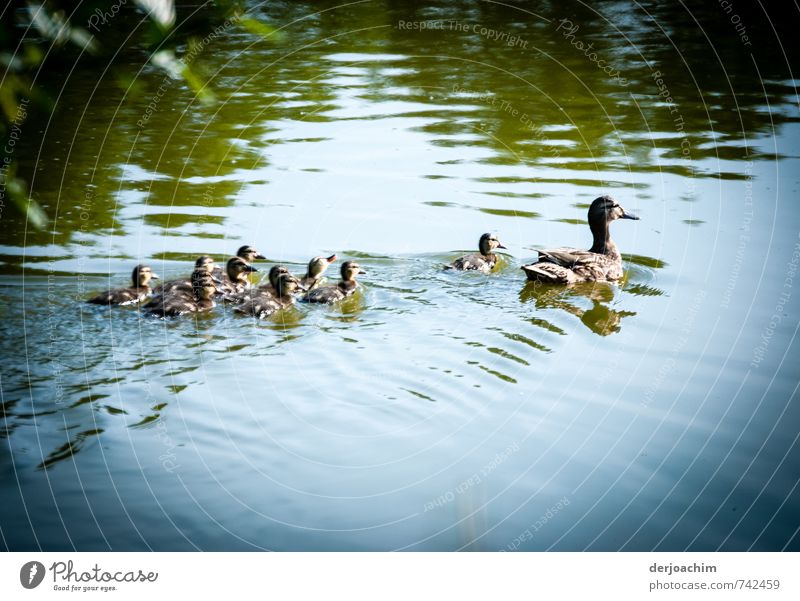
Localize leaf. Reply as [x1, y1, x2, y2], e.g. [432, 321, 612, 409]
[238, 17, 285, 42]
[133, 0, 176, 31]
[2, 170, 48, 230]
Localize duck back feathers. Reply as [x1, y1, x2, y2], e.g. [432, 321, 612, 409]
[522, 196, 638, 284]
[87, 265, 159, 305]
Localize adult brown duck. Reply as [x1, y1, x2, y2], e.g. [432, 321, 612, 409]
[521, 195, 639, 284]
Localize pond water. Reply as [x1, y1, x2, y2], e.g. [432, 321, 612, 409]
[1, 1, 798, 550]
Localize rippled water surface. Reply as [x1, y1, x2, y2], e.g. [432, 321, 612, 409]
[1, 1, 799, 550]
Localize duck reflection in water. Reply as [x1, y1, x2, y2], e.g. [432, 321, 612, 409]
[519, 280, 636, 336]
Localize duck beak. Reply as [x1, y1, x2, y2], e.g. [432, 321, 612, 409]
[358, 269, 367, 275]
[621, 209, 639, 220]
[150, 273, 160, 280]
[496, 243, 507, 249]
[254, 253, 266, 260]
[327, 254, 337, 263]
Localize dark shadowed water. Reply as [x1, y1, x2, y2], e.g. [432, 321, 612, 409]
[1, 1, 799, 550]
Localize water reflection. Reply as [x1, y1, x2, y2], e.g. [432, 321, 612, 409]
[519, 257, 664, 336]
[520, 281, 627, 336]
[38, 428, 104, 470]
[1, 0, 798, 552]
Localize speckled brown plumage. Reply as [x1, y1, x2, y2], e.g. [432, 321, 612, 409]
[146, 272, 217, 318]
[303, 261, 365, 304]
[448, 233, 506, 273]
[154, 256, 215, 295]
[235, 273, 301, 318]
[87, 265, 159, 305]
[522, 196, 639, 284]
[210, 245, 265, 280]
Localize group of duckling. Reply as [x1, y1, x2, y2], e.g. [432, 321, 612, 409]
[87, 195, 639, 318]
[88, 247, 366, 319]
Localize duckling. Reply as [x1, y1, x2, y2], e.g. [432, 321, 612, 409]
[255, 265, 292, 297]
[146, 272, 217, 317]
[218, 256, 258, 297]
[448, 233, 507, 273]
[87, 265, 159, 305]
[211, 245, 265, 280]
[154, 255, 216, 294]
[303, 261, 366, 304]
[235, 273, 302, 318]
[521, 195, 639, 284]
[300, 254, 337, 291]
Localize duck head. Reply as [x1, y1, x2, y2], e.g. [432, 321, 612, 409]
[132, 265, 159, 287]
[341, 261, 366, 282]
[478, 233, 506, 256]
[306, 254, 337, 279]
[226, 256, 258, 282]
[237, 245, 266, 262]
[589, 195, 639, 224]
[268, 265, 290, 288]
[195, 255, 216, 273]
[275, 272, 302, 297]
[588, 195, 639, 254]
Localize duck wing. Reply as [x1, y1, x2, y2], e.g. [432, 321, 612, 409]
[304, 285, 345, 304]
[146, 296, 195, 317]
[531, 247, 620, 282]
[234, 293, 281, 318]
[87, 287, 145, 305]
[521, 262, 578, 284]
[301, 275, 321, 291]
[218, 279, 248, 297]
[536, 247, 595, 267]
[449, 253, 490, 272]
[152, 277, 190, 295]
